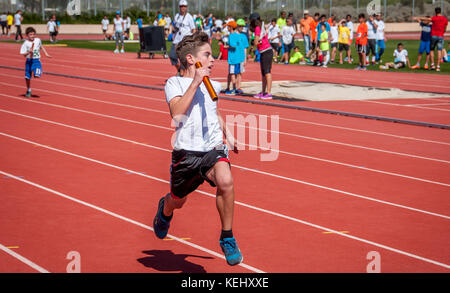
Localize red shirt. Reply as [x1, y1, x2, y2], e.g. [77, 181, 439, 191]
[220, 43, 228, 60]
[431, 15, 448, 37]
[356, 22, 368, 45]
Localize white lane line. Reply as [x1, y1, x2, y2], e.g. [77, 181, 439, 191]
[1, 91, 448, 165]
[0, 110, 450, 218]
[2, 108, 449, 188]
[363, 100, 450, 112]
[1, 163, 450, 270]
[2, 73, 449, 147]
[0, 243, 50, 273]
[0, 170, 264, 273]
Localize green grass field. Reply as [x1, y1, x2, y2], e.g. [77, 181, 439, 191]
[2, 38, 449, 74]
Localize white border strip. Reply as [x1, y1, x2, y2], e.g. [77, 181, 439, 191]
[0, 243, 50, 273]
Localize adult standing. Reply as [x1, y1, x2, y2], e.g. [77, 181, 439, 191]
[0, 12, 7, 36]
[113, 11, 125, 54]
[374, 13, 386, 63]
[169, 0, 196, 74]
[300, 10, 313, 57]
[14, 10, 23, 41]
[366, 14, 377, 65]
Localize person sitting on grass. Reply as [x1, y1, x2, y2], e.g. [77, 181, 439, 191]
[379, 43, 411, 70]
[411, 16, 432, 70]
[289, 46, 306, 64]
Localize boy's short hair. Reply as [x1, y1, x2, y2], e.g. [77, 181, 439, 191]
[435, 7, 441, 14]
[358, 13, 365, 19]
[25, 27, 36, 35]
[397, 42, 403, 47]
[271, 18, 277, 23]
[176, 32, 210, 68]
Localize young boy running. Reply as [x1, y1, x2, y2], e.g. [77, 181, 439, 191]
[153, 32, 242, 266]
[20, 27, 51, 97]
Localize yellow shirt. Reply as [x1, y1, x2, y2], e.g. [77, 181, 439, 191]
[7, 15, 13, 26]
[158, 18, 166, 27]
[338, 25, 350, 44]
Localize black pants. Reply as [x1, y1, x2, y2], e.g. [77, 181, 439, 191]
[15, 25, 22, 40]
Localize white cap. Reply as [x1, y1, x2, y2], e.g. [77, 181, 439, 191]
[179, 0, 188, 6]
[304, 10, 309, 14]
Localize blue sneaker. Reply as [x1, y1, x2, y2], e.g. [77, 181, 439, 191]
[219, 237, 243, 266]
[225, 89, 236, 95]
[153, 197, 172, 239]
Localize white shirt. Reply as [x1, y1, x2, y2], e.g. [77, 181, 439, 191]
[165, 76, 222, 152]
[114, 17, 124, 33]
[366, 20, 377, 39]
[164, 16, 172, 28]
[173, 13, 196, 44]
[214, 19, 223, 29]
[267, 24, 280, 43]
[394, 49, 408, 63]
[346, 21, 354, 39]
[47, 20, 57, 32]
[281, 25, 295, 45]
[374, 20, 385, 40]
[0, 14, 7, 22]
[14, 13, 21, 25]
[20, 38, 42, 59]
[126, 17, 131, 29]
[102, 19, 109, 30]
[330, 25, 339, 43]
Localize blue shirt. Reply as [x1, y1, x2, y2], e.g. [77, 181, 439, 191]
[228, 32, 249, 65]
[137, 18, 143, 28]
[316, 21, 330, 41]
[420, 22, 432, 42]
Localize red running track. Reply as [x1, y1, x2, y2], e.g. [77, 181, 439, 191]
[0, 44, 449, 273]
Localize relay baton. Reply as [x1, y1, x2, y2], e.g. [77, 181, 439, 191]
[195, 61, 218, 102]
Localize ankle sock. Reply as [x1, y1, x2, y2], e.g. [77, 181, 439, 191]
[220, 229, 233, 240]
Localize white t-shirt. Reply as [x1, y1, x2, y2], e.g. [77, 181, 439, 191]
[102, 19, 109, 30]
[267, 24, 280, 43]
[126, 17, 131, 29]
[172, 13, 196, 44]
[394, 49, 408, 63]
[330, 25, 339, 43]
[346, 21, 354, 40]
[0, 14, 7, 22]
[114, 17, 124, 33]
[366, 20, 377, 39]
[14, 13, 21, 25]
[47, 20, 57, 32]
[165, 76, 222, 152]
[214, 19, 223, 29]
[374, 20, 385, 40]
[164, 16, 172, 28]
[20, 38, 42, 59]
[281, 25, 295, 45]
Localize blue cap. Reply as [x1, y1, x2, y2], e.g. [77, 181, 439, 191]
[116, 11, 121, 15]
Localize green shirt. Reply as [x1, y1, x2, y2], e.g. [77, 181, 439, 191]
[276, 18, 287, 29]
[319, 31, 329, 51]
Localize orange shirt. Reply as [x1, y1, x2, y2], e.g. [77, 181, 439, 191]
[356, 22, 368, 45]
[300, 16, 314, 36]
[327, 17, 333, 26]
[310, 20, 318, 41]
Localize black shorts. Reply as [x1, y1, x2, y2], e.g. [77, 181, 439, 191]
[49, 32, 57, 37]
[357, 44, 367, 54]
[283, 41, 295, 53]
[260, 49, 273, 75]
[338, 43, 349, 52]
[367, 39, 376, 55]
[331, 42, 338, 49]
[270, 42, 279, 51]
[170, 144, 230, 199]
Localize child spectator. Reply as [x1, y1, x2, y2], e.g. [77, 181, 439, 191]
[411, 16, 432, 69]
[289, 46, 305, 64]
[355, 13, 368, 70]
[338, 19, 351, 64]
[329, 18, 339, 64]
[379, 43, 410, 70]
[225, 21, 248, 95]
[280, 17, 296, 64]
[319, 23, 330, 67]
[102, 16, 110, 40]
[268, 18, 281, 61]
